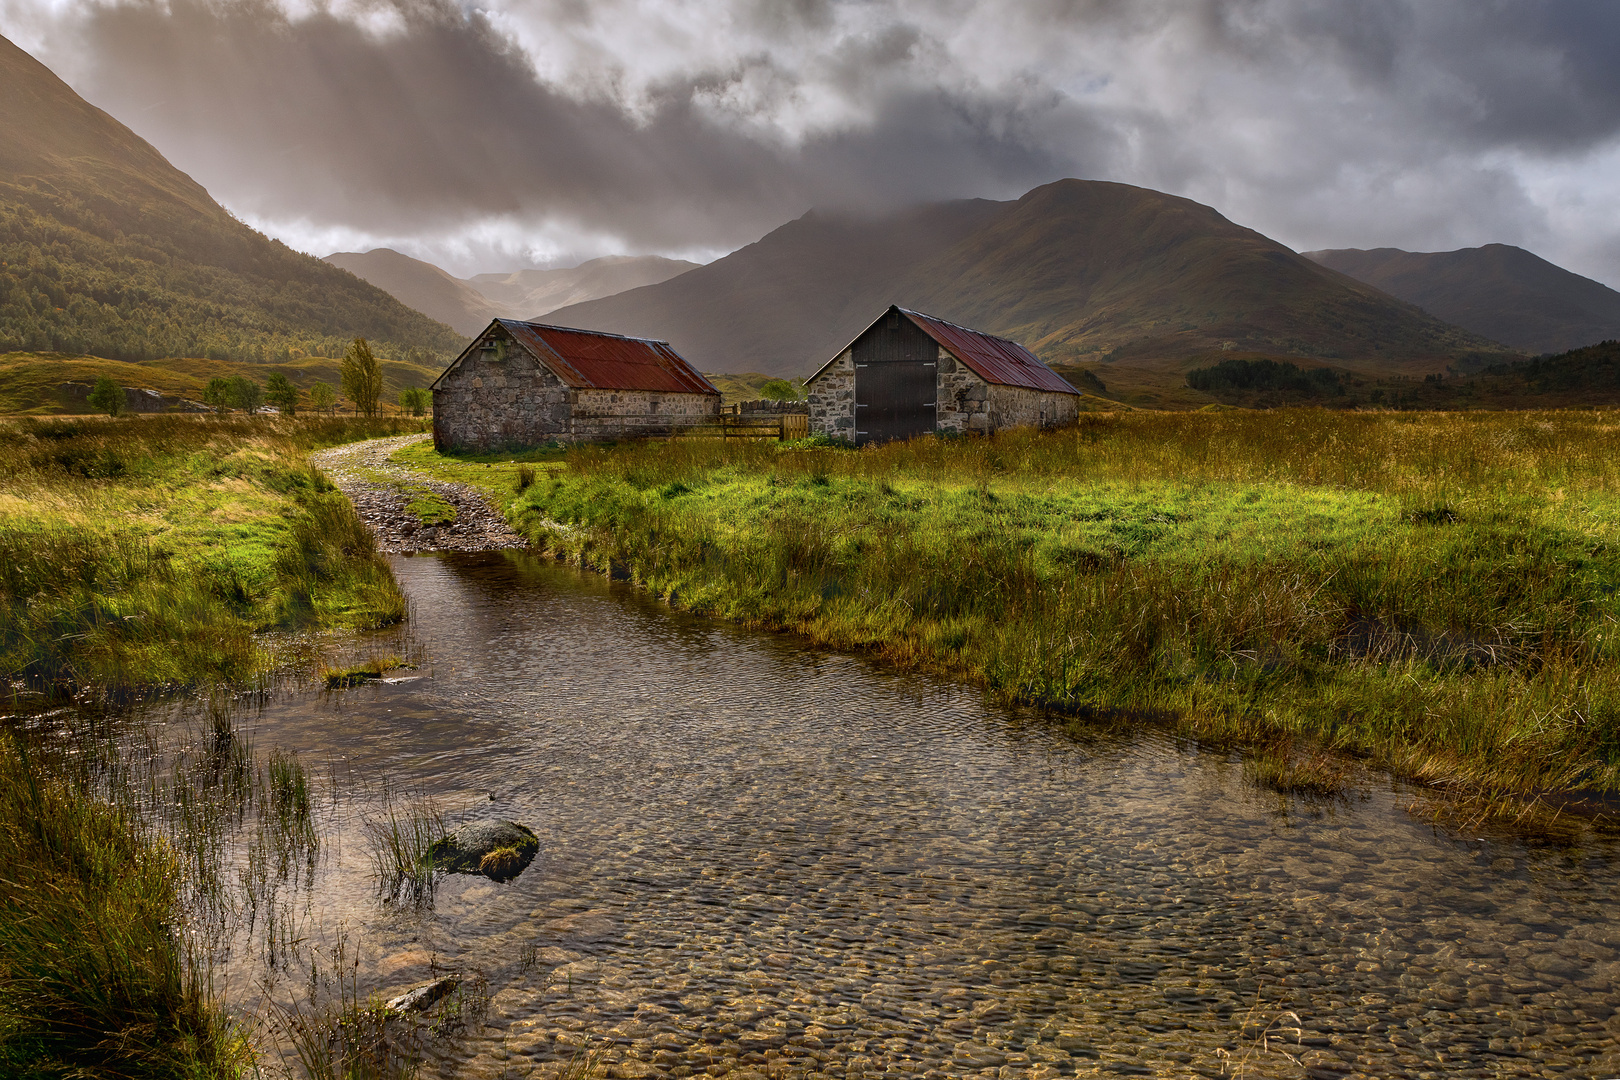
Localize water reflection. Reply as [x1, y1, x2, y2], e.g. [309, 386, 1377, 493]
[227, 551, 1620, 1079]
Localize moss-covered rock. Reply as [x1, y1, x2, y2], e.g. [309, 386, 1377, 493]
[428, 818, 538, 882]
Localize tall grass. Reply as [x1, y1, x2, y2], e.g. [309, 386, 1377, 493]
[363, 789, 446, 905]
[491, 410, 1620, 795]
[0, 414, 409, 698]
[0, 733, 248, 1077]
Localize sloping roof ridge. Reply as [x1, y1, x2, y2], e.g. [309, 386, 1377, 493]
[495, 317, 673, 347]
[897, 306, 1023, 348]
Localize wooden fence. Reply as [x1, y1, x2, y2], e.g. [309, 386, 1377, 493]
[677, 413, 809, 441]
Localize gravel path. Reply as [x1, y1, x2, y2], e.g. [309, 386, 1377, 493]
[311, 434, 527, 554]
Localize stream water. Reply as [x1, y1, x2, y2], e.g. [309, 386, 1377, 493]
[203, 551, 1620, 1078]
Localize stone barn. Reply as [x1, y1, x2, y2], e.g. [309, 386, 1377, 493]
[432, 319, 721, 451]
[805, 306, 1081, 444]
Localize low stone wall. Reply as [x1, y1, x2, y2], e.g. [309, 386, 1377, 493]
[570, 388, 720, 441]
[986, 383, 1081, 430]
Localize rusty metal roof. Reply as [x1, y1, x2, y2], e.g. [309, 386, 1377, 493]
[897, 308, 1079, 395]
[446, 319, 718, 395]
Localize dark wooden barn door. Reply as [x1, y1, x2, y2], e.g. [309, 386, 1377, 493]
[853, 312, 937, 445]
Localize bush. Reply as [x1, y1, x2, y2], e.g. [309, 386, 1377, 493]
[86, 376, 123, 417]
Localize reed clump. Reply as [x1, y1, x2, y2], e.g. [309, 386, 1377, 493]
[455, 409, 1620, 798]
[0, 733, 248, 1077]
[0, 414, 409, 698]
[364, 790, 446, 905]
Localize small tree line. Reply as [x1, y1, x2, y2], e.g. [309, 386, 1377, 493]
[84, 337, 433, 418]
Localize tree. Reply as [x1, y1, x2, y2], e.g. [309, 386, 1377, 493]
[227, 375, 262, 413]
[398, 386, 429, 417]
[202, 377, 232, 414]
[264, 372, 298, 415]
[759, 378, 801, 401]
[341, 337, 384, 418]
[87, 376, 123, 416]
[310, 381, 335, 416]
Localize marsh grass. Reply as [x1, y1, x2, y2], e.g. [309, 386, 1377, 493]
[1242, 740, 1355, 799]
[321, 655, 407, 689]
[394, 409, 1620, 797]
[0, 414, 412, 699]
[273, 935, 422, 1080]
[0, 731, 249, 1078]
[364, 787, 446, 905]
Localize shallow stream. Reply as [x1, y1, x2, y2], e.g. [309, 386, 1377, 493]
[198, 552, 1620, 1077]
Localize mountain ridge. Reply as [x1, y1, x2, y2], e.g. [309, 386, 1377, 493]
[547, 180, 1508, 378]
[1304, 244, 1620, 355]
[0, 33, 463, 363]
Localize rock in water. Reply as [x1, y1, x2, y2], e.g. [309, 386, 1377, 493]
[429, 818, 539, 882]
[386, 976, 459, 1013]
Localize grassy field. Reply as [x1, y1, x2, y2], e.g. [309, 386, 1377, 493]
[399, 409, 1620, 799]
[0, 413, 421, 697]
[0, 351, 443, 414]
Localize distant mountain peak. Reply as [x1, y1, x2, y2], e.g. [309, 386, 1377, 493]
[1306, 244, 1620, 354]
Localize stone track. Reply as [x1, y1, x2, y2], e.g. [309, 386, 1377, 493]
[311, 434, 526, 554]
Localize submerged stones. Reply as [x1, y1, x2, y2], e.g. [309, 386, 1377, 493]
[430, 818, 539, 882]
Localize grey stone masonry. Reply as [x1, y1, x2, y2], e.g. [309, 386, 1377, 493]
[432, 325, 720, 451]
[807, 349, 856, 438]
[935, 346, 992, 434]
[811, 342, 1079, 442]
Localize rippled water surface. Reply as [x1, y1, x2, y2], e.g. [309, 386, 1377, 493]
[218, 552, 1620, 1078]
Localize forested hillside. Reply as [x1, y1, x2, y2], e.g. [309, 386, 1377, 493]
[0, 34, 464, 364]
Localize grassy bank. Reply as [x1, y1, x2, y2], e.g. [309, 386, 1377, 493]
[399, 410, 1620, 796]
[0, 414, 421, 698]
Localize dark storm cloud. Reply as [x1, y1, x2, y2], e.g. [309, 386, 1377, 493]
[43, 0, 1092, 257]
[4, 0, 1616, 281]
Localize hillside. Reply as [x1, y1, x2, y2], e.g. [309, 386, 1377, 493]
[1304, 244, 1620, 355]
[548, 180, 1506, 378]
[324, 249, 507, 337]
[0, 34, 464, 364]
[0, 350, 441, 414]
[465, 255, 701, 318]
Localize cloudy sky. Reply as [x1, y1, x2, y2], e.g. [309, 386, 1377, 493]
[4, 0, 1618, 283]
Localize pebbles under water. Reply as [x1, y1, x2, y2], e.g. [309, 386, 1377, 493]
[223, 551, 1620, 1079]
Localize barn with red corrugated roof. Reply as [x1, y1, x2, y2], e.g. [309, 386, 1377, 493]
[805, 305, 1081, 444]
[431, 318, 720, 451]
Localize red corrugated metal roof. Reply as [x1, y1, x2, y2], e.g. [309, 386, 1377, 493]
[497, 319, 718, 396]
[898, 308, 1079, 395]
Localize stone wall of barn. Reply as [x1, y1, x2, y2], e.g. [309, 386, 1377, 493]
[986, 382, 1082, 430]
[807, 349, 857, 439]
[569, 388, 719, 441]
[433, 330, 720, 451]
[433, 337, 571, 452]
[935, 347, 993, 434]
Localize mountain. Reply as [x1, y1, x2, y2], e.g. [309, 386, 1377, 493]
[324, 249, 508, 337]
[0, 34, 463, 363]
[546, 180, 1506, 378]
[465, 256, 701, 318]
[1304, 245, 1620, 355]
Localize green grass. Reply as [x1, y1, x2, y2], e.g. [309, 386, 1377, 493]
[0, 413, 421, 698]
[397, 409, 1620, 797]
[0, 733, 249, 1078]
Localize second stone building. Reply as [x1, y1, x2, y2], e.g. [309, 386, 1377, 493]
[431, 319, 721, 452]
[806, 305, 1081, 444]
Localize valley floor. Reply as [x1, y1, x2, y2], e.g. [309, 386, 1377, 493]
[398, 408, 1620, 803]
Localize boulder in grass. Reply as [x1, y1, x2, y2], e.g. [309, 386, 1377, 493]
[429, 819, 539, 882]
